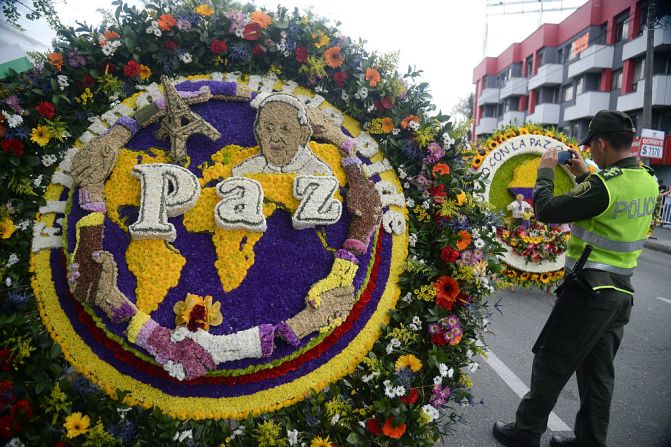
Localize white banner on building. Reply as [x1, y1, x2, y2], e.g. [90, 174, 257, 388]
[639, 128, 665, 159]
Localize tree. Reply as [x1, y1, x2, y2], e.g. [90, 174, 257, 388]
[1, 0, 63, 30]
[452, 93, 473, 121]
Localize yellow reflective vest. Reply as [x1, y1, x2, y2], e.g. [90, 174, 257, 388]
[565, 166, 659, 277]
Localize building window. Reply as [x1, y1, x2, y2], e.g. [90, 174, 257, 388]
[575, 77, 585, 95]
[598, 22, 608, 44]
[611, 70, 623, 91]
[614, 10, 629, 43]
[526, 56, 533, 77]
[551, 87, 560, 104]
[633, 57, 645, 91]
[537, 49, 545, 67]
[571, 122, 581, 139]
[557, 48, 563, 65]
[637, 1, 649, 37]
[563, 84, 574, 102]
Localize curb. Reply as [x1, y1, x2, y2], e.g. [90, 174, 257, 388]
[644, 240, 671, 255]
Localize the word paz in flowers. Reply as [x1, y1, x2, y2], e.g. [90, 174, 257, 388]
[129, 163, 343, 241]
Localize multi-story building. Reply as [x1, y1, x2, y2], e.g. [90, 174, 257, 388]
[472, 0, 671, 180]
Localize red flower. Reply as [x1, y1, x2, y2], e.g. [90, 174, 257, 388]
[243, 22, 262, 40]
[431, 332, 447, 346]
[157, 13, 176, 31]
[53, 443, 66, 447]
[333, 71, 348, 88]
[429, 183, 447, 203]
[210, 39, 228, 55]
[103, 62, 117, 74]
[14, 399, 32, 418]
[35, 101, 56, 119]
[252, 44, 266, 56]
[78, 74, 96, 90]
[400, 387, 419, 404]
[165, 39, 178, 51]
[435, 276, 460, 311]
[0, 349, 12, 371]
[1, 139, 25, 157]
[440, 246, 460, 264]
[456, 292, 470, 306]
[382, 417, 406, 439]
[381, 96, 393, 109]
[0, 414, 16, 440]
[123, 60, 141, 78]
[366, 418, 382, 435]
[295, 47, 308, 63]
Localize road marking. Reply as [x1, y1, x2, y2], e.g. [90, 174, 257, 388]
[484, 349, 572, 432]
[656, 297, 671, 305]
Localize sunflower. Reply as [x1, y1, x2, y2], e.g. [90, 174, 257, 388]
[30, 125, 51, 147]
[456, 230, 472, 250]
[395, 354, 422, 372]
[310, 435, 332, 447]
[64, 412, 91, 438]
[540, 272, 551, 284]
[435, 275, 460, 304]
[520, 272, 530, 281]
[508, 270, 518, 278]
[487, 139, 498, 150]
[324, 46, 345, 68]
[531, 273, 539, 282]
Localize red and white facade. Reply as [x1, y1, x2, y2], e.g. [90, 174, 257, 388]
[472, 0, 671, 173]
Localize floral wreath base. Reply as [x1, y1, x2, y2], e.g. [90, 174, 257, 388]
[471, 127, 577, 282]
[31, 72, 409, 419]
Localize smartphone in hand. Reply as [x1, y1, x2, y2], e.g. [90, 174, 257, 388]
[557, 151, 573, 165]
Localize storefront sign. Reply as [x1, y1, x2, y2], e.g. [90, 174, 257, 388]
[639, 128, 665, 159]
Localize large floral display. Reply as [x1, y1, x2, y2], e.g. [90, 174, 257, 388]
[470, 125, 579, 288]
[0, 2, 503, 445]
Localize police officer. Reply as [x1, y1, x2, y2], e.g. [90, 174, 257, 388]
[492, 110, 659, 447]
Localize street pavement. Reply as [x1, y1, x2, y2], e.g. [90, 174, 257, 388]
[441, 248, 671, 447]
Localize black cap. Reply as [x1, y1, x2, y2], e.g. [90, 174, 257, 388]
[579, 110, 636, 146]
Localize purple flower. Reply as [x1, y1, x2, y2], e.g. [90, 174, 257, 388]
[430, 383, 452, 406]
[230, 42, 250, 61]
[428, 323, 440, 335]
[4, 95, 23, 113]
[67, 50, 86, 68]
[424, 142, 445, 164]
[176, 18, 192, 31]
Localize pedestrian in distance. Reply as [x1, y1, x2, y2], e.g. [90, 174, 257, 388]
[493, 110, 660, 447]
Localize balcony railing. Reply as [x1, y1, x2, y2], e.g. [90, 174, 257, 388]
[500, 111, 526, 127]
[526, 103, 560, 124]
[500, 77, 528, 99]
[622, 17, 671, 60]
[617, 75, 671, 111]
[528, 64, 563, 90]
[479, 87, 500, 105]
[563, 91, 610, 122]
[475, 117, 498, 136]
[567, 45, 614, 79]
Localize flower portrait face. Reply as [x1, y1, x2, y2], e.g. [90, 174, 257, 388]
[254, 101, 311, 167]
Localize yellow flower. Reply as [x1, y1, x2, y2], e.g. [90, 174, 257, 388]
[456, 191, 466, 206]
[195, 4, 215, 16]
[395, 354, 422, 372]
[312, 31, 330, 48]
[30, 125, 51, 147]
[64, 412, 91, 438]
[139, 64, 152, 80]
[0, 217, 16, 239]
[310, 436, 332, 447]
[173, 293, 223, 331]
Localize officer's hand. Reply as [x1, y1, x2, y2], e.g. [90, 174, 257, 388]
[539, 147, 558, 169]
[566, 148, 590, 177]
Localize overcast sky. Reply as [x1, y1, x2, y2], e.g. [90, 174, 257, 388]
[14, 0, 588, 115]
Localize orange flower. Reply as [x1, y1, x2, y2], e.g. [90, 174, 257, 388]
[48, 52, 63, 71]
[251, 11, 272, 29]
[157, 14, 176, 31]
[456, 230, 472, 251]
[324, 46, 345, 68]
[139, 64, 152, 80]
[365, 67, 381, 87]
[382, 417, 406, 439]
[401, 114, 419, 129]
[432, 163, 450, 177]
[381, 117, 394, 133]
[435, 275, 460, 306]
[102, 30, 120, 44]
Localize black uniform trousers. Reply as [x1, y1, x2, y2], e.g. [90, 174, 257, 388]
[514, 280, 633, 447]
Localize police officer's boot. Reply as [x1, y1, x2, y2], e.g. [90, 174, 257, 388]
[550, 434, 580, 446]
[493, 421, 541, 447]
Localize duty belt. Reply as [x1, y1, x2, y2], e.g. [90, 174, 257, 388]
[564, 257, 634, 276]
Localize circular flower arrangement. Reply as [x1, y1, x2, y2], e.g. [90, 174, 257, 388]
[1, 1, 503, 445]
[468, 125, 581, 288]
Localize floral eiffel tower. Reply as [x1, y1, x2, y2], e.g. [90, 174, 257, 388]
[157, 75, 221, 165]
